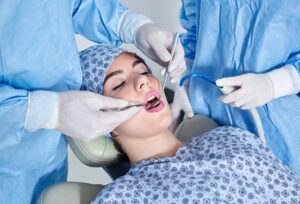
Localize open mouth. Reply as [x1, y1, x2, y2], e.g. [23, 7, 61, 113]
[145, 95, 161, 110]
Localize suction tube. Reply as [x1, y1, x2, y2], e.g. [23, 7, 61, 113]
[179, 72, 266, 143]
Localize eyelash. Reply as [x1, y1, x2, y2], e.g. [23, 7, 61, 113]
[141, 71, 150, 75]
[112, 81, 125, 91]
[112, 71, 151, 91]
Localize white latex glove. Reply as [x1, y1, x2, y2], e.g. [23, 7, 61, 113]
[26, 91, 141, 141]
[216, 65, 300, 109]
[170, 85, 194, 132]
[56, 91, 141, 141]
[134, 23, 186, 82]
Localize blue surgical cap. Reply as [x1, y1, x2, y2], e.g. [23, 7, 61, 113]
[79, 44, 152, 95]
[79, 44, 127, 94]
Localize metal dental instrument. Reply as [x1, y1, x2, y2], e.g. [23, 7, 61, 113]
[162, 32, 180, 90]
[99, 103, 144, 112]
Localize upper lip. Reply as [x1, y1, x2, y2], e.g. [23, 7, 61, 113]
[144, 90, 160, 105]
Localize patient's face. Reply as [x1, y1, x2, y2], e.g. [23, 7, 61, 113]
[103, 53, 172, 138]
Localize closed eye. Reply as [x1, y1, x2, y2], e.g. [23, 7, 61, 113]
[112, 72, 150, 91]
[112, 81, 125, 91]
[141, 71, 151, 76]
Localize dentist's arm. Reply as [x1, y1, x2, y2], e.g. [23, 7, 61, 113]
[180, 0, 198, 69]
[25, 91, 140, 141]
[216, 65, 300, 109]
[0, 84, 29, 149]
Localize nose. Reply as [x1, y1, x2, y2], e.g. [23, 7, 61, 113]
[134, 74, 150, 92]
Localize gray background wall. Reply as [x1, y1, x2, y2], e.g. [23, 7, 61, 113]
[68, 0, 183, 185]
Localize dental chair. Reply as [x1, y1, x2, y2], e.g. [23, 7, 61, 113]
[38, 86, 219, 204]
[38, 115, 219, 204]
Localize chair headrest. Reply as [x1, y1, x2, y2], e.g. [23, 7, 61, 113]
[68, 115, 219, 167]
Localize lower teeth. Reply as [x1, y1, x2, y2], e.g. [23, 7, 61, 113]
[146, 99, 160, 109]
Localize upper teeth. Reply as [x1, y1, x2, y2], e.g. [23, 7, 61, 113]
[147, 96, 156, 103]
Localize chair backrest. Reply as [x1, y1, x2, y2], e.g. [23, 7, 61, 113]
[67, 115, 219, 168]
[37, 115, 220, 204]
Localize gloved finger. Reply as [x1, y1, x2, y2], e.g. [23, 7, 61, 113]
[170, 73, 184, 83]
[171, 105, 181, 120]
[220, 88, 246, 104]
[175, 86, 194, 118]
[182, 98, 194, 118]
[149, 37, 171, 62]
[170, 99, 181, 119]
[231, 97, 250, 108]
[162, 60, 185, 81]
[216, 76, 244, 87]
[167, 43, 186, 74]
[169, 60, 186, 79]
[101, 106, 141, 126]
[170, 71, 186, 83]
[240, 102, 257, 110]
[229, 92, 256, 108]
[94, 95, 130, 109]
[170, 76, 180, 83]
[161, 68, 166, 76]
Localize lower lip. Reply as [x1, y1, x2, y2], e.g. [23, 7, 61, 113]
[145, 100, 165, 113]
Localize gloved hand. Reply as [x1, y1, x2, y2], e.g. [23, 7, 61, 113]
[56, 91, 141, 141]
[135, 23, 186, 83]
[26, 90, 141, 141]
[170, 85, 194, 132]
[216, 65, 300, 109]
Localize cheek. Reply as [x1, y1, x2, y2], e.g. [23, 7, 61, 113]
[107, 88, 135, 101]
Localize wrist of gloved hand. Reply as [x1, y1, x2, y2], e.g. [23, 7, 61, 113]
[266, 65, 300, 99]
[25, 91, 59, 132]
[134, 23, 187, 83]
[119, 11, 153, 43]
[170, 85, 194, 132]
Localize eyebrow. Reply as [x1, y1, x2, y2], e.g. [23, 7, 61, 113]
[132, 58, 143, 67]
[103, 58, 144, 85]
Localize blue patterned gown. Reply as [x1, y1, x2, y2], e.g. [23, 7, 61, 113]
[92, 127, 300, 204]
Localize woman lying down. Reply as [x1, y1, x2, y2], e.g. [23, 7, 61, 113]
[79, 44, 300, 204]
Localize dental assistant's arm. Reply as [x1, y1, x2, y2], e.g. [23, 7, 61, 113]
[72, 0, 152, 46]
[24, 0, 151, 140]
[25, 91, 140, 141]
[216, 64, 300, 109]
[180, 0, 197, 68]
[72, 0, 186, 81]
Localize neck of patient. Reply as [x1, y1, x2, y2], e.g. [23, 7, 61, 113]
[118, 129, 183, 164]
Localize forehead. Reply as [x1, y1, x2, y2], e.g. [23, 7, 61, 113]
[106, 53, 138, 74]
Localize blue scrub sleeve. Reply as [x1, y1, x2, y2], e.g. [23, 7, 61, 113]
[0, 84, 28, 150]
[72, 0, 151, 46]
[72, 0, 127, 46]
[0, 85, 58, 149]
[180, 0, 197, 68]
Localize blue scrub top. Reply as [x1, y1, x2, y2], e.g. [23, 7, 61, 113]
[180, 0, 300, 174]
[0, 0, 140, 203]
